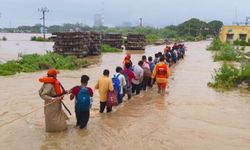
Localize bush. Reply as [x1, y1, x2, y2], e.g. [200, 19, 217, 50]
[2, 36, 7, 41]
[146, 34, 160, 44]
[0, 53, 89, 76]
[240, 62, 250, 80]
[233, 39, 250, 46]
[31, 36, 49, 42]
[101, 44, 122, 53]
[208, 63, 240, 89]
[207, 38, 227, 51]
[214, 47, 244, 62]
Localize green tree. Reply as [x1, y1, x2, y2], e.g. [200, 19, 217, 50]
[207, 20, 223, 36]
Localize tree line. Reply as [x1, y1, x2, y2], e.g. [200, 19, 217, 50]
[0, 18, 223, 42]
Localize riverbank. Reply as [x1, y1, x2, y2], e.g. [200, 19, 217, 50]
[0, 41, 250, 150]
[0, 53, 89, 76]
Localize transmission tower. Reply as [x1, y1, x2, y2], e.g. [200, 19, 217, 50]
[38, 7, 49, 39]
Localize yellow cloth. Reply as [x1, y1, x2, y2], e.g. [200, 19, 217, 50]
[95, 76, 114, 102]
[152, 62, 171, 84]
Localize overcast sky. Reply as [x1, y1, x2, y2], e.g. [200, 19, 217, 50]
[0, 0, 249, 28]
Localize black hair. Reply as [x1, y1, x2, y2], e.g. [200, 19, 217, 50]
[116, 66, 123, 73]
[155, 53, 159, 58]
[81, 75, 90, 84]
[103, 69, 110, 76]
[138, 60, 143, 66]
[158, 52, 162, 56]
[159, 56, 165, 62]
[148, 56, 153, 62]
[142, 55, 147, 61]
[125, 63, 131, 69]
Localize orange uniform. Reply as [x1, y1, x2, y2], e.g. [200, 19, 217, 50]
[152, 62, 171, 89]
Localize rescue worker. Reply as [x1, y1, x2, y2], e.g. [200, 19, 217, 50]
[152, 57, 171, 95]
[39, 69, 68, 132]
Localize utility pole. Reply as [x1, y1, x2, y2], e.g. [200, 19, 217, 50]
[38, 7, 49, 39]
[139, 18, 143, 27]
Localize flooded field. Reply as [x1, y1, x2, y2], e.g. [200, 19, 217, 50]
[0, 39, 250, 150]
[0, 33, 53, 62]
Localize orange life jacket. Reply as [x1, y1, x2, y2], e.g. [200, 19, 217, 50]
[39, 77, 62, 95]
[156, 64, 168, 78]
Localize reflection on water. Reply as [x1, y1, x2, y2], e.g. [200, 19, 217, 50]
[0, 40, 250, 150]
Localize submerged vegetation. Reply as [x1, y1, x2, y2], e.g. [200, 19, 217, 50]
[31, 36, 50, 42]
[208, 62, 250, 90]
[101, 44, 122, 53]
[214, 47, 244, 62]
[207, 38, 245, 62]
[207, 38, 229, 51]
[0, 53, 89, 76]
[208, 38, 250, 90]
[208, 63, 240, 89]
[0, 36, 7, 41]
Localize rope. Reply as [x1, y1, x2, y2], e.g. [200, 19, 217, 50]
[0, 99, 61, 128]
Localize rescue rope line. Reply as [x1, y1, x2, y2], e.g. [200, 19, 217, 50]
[0, 99, 61, 128]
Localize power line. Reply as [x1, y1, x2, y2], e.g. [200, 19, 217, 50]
[38, 7, 49, 39]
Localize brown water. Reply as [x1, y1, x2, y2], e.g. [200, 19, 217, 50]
[0, 33, 53, 62]
[0, 41, 250, 150]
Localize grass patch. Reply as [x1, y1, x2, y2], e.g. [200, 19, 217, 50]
[0, 52, 89, 76]
[31, 36, 50, 42]
[101, 44, 122, 53]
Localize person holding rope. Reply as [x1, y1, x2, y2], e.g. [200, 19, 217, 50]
[39, 69, 69, 132]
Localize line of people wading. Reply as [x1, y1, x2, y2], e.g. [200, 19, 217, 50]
[39, 43, 186, 132]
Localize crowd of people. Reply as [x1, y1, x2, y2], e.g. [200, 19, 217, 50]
[39, 43, 186, 132]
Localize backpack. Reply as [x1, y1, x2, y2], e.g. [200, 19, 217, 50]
[123, 72, 130, 90]
[112, 74, 121, 93]
[75, 86, 91, 111]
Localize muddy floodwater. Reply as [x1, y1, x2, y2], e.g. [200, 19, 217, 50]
[0, 40, 250, 150]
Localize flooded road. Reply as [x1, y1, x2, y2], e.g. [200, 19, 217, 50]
[0, 41, 250, 150]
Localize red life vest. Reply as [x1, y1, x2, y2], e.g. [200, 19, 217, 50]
[39, 77, 63, 95]
[156, 64, 168, 78]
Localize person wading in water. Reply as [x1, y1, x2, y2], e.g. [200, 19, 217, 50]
[152, 57, 171, 95]
[39, 69, 68, 132]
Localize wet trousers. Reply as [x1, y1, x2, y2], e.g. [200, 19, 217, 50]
[100, 102, 112, 113]
[75, 110, 89, 128]
[132, 83, 141, 95]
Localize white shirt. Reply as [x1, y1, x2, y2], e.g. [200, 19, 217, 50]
[114, 73, 126, 94]
[132, 65, 144, 85]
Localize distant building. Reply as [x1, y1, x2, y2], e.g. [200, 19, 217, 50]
[220, 26, 250, 42]
[94, 13, 104, 27]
